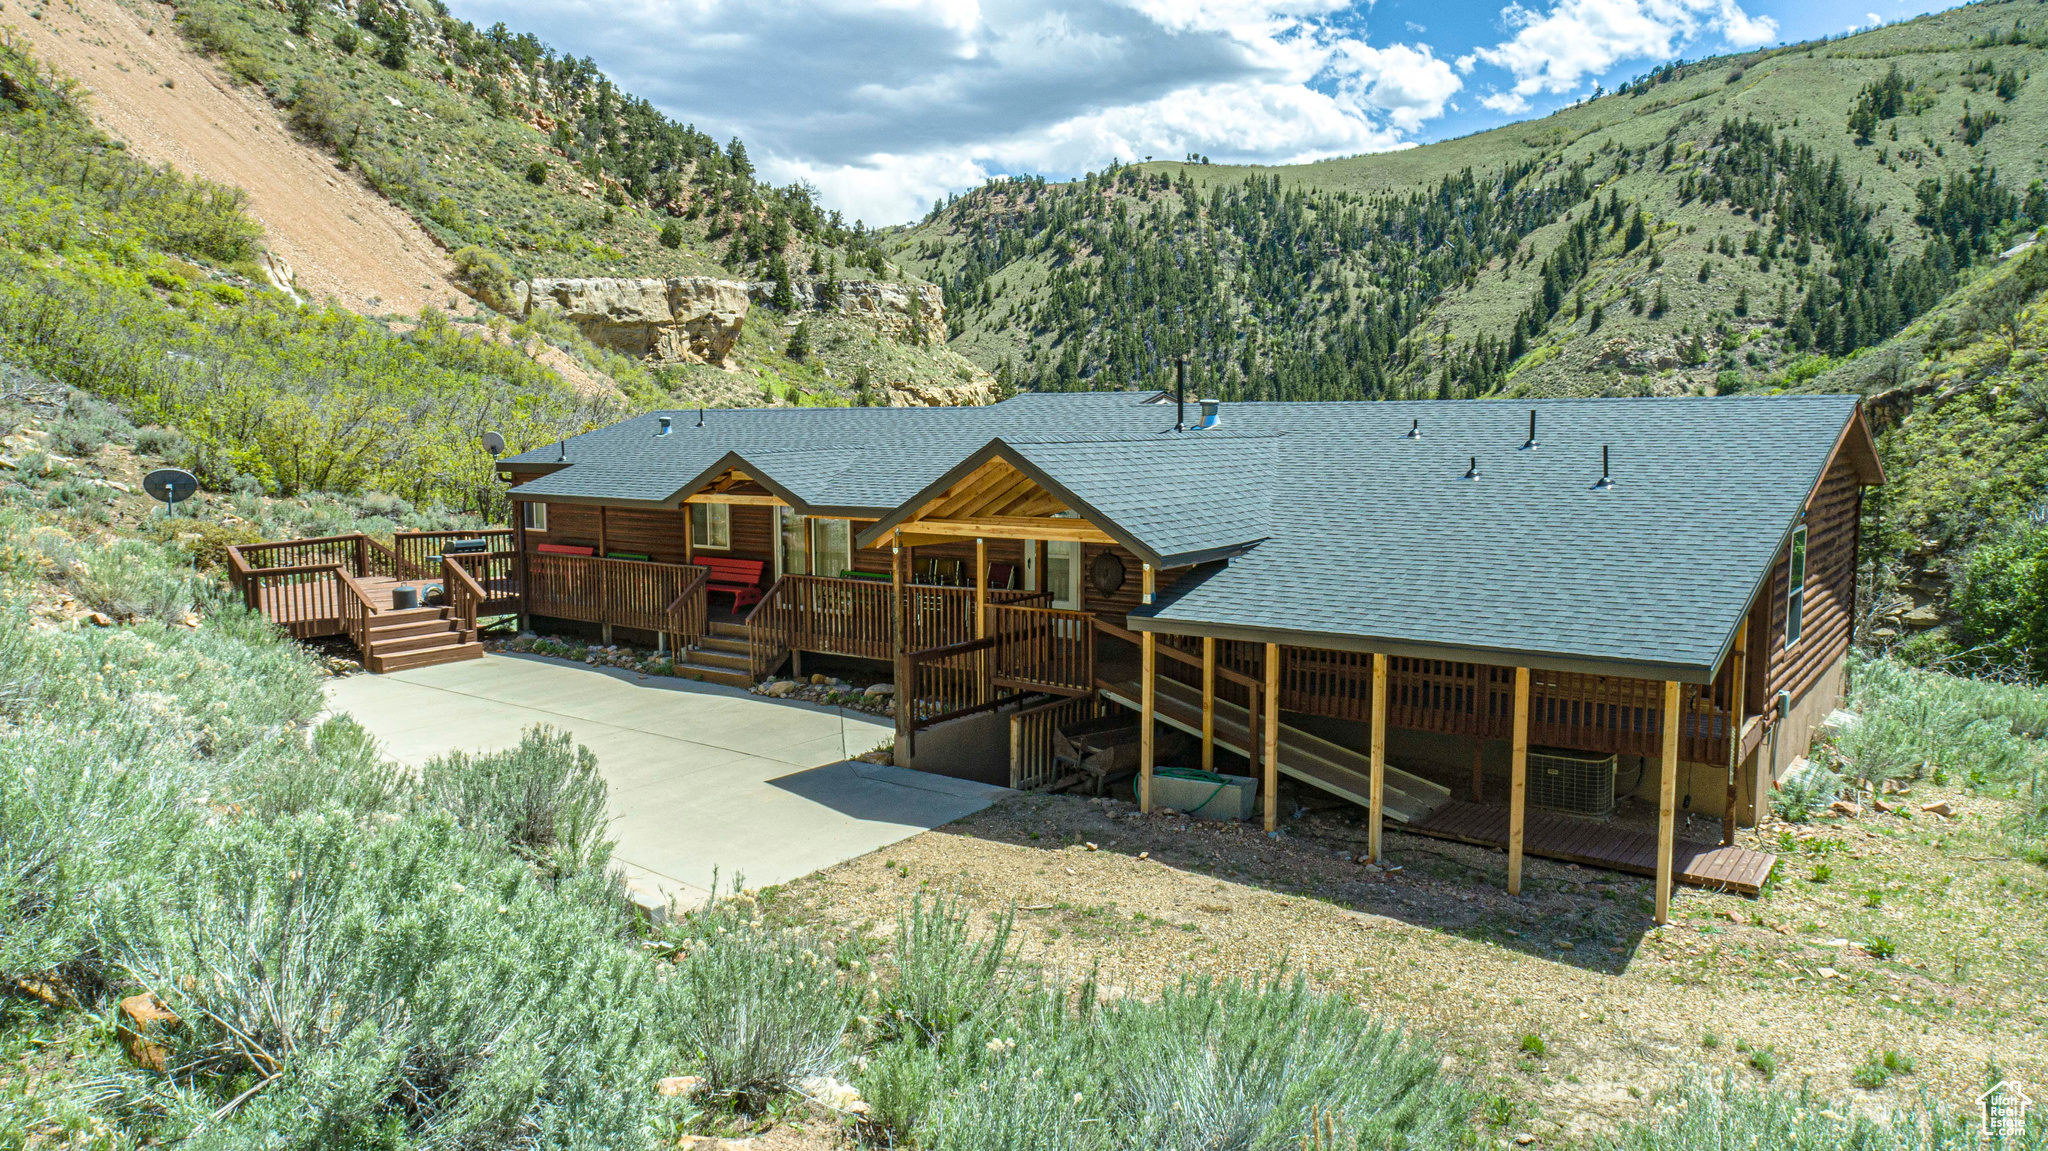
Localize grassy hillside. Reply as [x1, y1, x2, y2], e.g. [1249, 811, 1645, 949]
[891, 0, 2046, 403]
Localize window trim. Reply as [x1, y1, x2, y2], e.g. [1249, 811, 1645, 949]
[1784, 523, 1808, 649]
[521, 501, 547, 533]
[691, 502, 732, 551]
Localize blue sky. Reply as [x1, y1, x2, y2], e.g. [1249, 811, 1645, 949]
[449, 0, 1963, 225]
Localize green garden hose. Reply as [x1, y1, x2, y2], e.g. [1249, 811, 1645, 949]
[1155, 765, 1232, 813]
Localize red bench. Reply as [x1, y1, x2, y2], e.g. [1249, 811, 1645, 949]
[696, 556, 766, 610]
[536, 542, 596, 556]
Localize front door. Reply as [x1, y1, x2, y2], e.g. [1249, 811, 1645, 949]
[1025, 540, 1083, 610]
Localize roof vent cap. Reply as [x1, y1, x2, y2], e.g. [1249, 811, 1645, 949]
[1463, 456, 1480, 481]
[1521, 409, 1538, 450]
[1403, 418, 1420, 440]
[1592, 445, 1617, 492]
[1197, 398, 1220, 430]
[656, 416, 672, 436]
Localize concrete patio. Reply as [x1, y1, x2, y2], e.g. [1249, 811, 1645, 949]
[323, 653, 1009, 906]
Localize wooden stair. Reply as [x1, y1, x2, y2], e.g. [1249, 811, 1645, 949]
[361, 607, 484, 674]
[1102, 675, 1454, 824]
[673, 621, 755, 688]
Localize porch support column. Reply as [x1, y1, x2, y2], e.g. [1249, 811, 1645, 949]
[682, 506, 694, 566]
[597, 506, 611, 645]
[513, 508, 531, 634]
[892, 532, 909, 763]
[1724, 617, 1749, 846]
[1657, 679, 1682, 925]
[1507, 666, 1530, 897]
[1139, 565, 1157, 813]
[975, 538, 989, 704]
[1263, 642, 1281, 833]
[1200, 637, 1217, 773]
[1370, 652, 1387, 863]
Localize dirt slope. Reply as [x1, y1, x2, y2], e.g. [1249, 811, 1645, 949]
[13, 0, 454, 314]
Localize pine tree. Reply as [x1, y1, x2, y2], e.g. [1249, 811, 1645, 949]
[785, 320, 811, 362]
[1650, 285, 1669, 318]
[769, 254, 794, 311]
[658, 220, 683, 249]
[1734, 287, 1750, 317]
[288, 0, 317, 35]
[1589, 303, 1605, 332]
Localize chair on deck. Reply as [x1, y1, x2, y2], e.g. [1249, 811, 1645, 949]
[986, 562, 1017, 590]
[695, 556, 767, 611]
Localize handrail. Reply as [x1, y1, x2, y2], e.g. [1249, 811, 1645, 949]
[664, 564, 710, 653]
[236, 561, 354, 579]
[441, 556, 487, 638]
[334, 566, 378, 652]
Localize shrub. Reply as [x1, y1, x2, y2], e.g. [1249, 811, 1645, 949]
[664, 893, 853, 1111]
[1772, 759, 1843, 822]
[526, 159, 549, 186]
[878, 896, 1018, 1046]
[1951, 522, 2048, 679]
[659, 219, 683, 248]
[286, 78, 368, 154]
[452, 244, 515, 307]
[1603, 1073, 1992, 1150]
[416, 725, 612, 877]
[333, 25, 359, 54]
[133, 424, 192, 461]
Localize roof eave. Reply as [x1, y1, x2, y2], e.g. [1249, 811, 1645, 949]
[1124, 614, 1719, 685]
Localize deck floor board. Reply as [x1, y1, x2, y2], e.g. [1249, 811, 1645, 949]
[1405, 801, 1775, 895]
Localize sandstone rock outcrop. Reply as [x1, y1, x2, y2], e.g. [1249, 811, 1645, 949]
[510, 277, 751, 367]
[749, 279, 947, 346]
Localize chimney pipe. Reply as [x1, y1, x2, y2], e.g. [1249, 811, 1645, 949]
[1521, 409, 1537, 450]
[1198, 398, 1220, 429]
[697, 408, 706, 428]
[1592, 444, 1616, 491]
[1174, 357, 1187, 432]
[1404, 418, 1420, 439]
[1463, 456, 1480, 481]
[557, 440, 567, 462]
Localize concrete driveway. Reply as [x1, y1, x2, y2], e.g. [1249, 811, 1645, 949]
[323, 653, 1008, 905]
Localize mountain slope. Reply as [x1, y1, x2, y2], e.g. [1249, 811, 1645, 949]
[11, 0, 454, 315]
[891, 0, 2046, 402]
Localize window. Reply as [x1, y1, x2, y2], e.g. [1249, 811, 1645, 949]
[1785, 524, 1808, 648]
[812, 518, 851, 578]
[521, 501, 547, 532]
[1028, 540, 1083, 610]
[691, 503, 730, 550]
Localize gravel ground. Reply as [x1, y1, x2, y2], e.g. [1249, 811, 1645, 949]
[767, 784, 2048, 1146]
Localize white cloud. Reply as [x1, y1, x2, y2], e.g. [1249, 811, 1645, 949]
[446, 0, 1465, 224]
[1472, 0, 1778, 104]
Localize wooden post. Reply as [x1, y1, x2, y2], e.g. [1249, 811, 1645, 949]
[1200, 636, 1217, 773]
[597, 506, 611, 645]
[1140, 630, 1156, 813]
[683, 506, 694, 566]
[1263, 642, 1281, 833]
[975, 538, 989, 704]
[513, 511, 531, 633]
[1507, 666, 1530, 896]
[892, 533, 909, 762]
[1724, 619, 1748, 846]
[353, 534, 368, 578]
[1035, 540, 1050, 595]
[1370, 652, 1387, 862]
[1471, 737, 1485, 803]
[1657, 679, 1682, 925]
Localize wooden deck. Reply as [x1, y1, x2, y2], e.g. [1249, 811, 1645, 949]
[1404, 800, 1776, 895]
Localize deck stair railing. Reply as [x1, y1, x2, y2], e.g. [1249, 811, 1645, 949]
[1007, 693, 1103, 790]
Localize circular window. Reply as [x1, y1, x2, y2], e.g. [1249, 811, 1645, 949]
[1090, 552, 1126, 596]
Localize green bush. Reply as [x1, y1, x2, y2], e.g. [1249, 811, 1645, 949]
[417, 726, 611, 877]
[1952, 522, 2048, 680]
[659, 219, 683, 248]
[526, 159, 549, 186]
[1601, 1072, 2011, 1150]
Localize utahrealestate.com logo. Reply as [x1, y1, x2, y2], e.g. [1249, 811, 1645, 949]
[1978, 1080, 2034, 1143]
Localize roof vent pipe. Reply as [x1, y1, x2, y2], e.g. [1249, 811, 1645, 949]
[696, 408, 706, 428]
[1197, 398, 1221, 430]
[1463, 456, 1480, 481]
[1592, 445, 1616, 491]
[1521, 409, 1537, 450]
[556, 440, 567, 462]
[657, 415, 672, 436]
[1174, 356, 1187, 433]
[1404, 418, 1420, 439]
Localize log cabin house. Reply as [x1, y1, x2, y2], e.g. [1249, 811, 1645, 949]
[232, 391, 1882, 922]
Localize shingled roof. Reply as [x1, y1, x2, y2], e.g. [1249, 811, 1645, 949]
[504, 392, 1881, 681]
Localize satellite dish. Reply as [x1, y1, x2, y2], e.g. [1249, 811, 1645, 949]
[481, 431, 506, 457]
[143, 468, 198, 508]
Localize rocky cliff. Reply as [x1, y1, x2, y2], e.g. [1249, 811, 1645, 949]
[482, 275, 951, 369]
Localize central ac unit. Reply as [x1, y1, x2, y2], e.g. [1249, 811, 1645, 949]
[1528, 748, 1618, 818]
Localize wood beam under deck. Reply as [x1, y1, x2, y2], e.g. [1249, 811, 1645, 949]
[1141, 563, 1158, 814]
[1370, 652, 1387, 863]
[1263, 642, 1280, 834]
[1508, 666, 1530, 897]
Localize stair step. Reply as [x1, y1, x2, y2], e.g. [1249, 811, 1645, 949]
[687, 647, 751, 671]
[367, 641, 482, 674]
[706, 621, 748, 639]
[672, 661, 751, 688]
[370, 629, 464, 655]
[695, 635, 750, 655]
[368, 618, 459, 642]
[375, 607, 450, 625]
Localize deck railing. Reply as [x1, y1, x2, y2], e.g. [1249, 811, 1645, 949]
[746, 575, 895, 677]
[988, 603, 1095, 696]
[443, 549, 521, 610]
[394, 529, 514, 577]
[1008, 692, 1101, 790]
[526, 553, 709, 650]
[441, 557, 489, 639]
